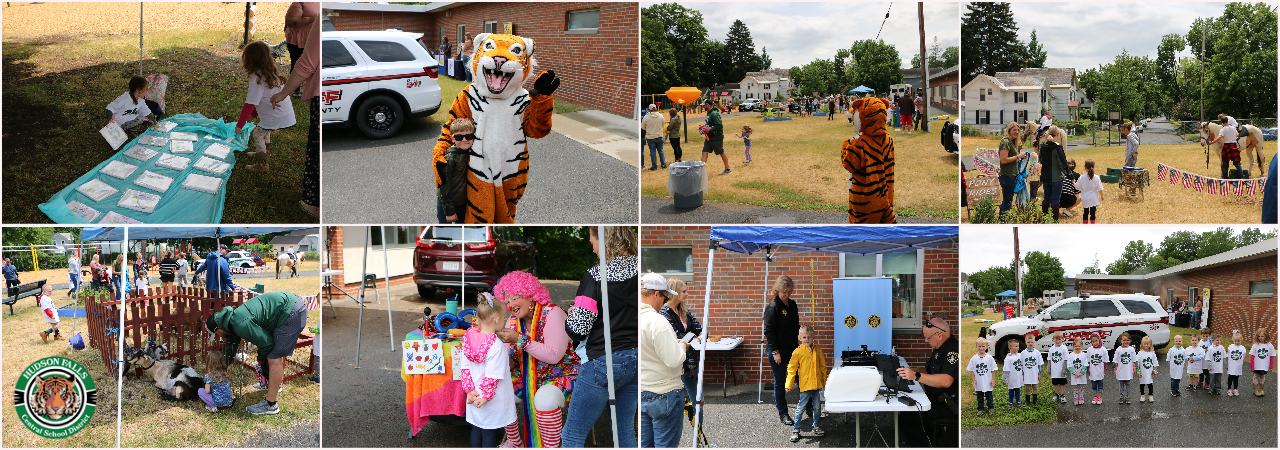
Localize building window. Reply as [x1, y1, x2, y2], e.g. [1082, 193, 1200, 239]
[976, 110, 990, 124]
[840, 249, 925, 329]
[484, 20, 498, 34]
[368, 226, 419, 248]
[961, 90, 965, 101]
[456, 24, 465, 49]
[641, 246, 694, 282]
[764, 83, 771, 90]
[1250, 281, 1275, 297]
[978, 90, 985, 101]
[747, 93, 753, 99]
[566, 8, 600, 34]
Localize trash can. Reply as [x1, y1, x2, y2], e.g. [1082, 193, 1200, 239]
[667, 161, 708, 208]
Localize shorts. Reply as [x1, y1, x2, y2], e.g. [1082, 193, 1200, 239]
[1051, 377, 1068, 386]
[266, 295, 309, 360]
[702, 139, 724, 155]
[159, 274, 175, 283]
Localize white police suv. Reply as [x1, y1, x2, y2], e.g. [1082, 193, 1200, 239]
[322, 31, 443, 139]
[980, 293, 1171, 360]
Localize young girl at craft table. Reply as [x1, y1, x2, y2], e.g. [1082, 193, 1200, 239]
[236, 41, 297, 173]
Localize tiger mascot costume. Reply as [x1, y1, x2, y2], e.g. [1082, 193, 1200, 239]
[840, 97, 896, 223]
[432, 33, 560, 223]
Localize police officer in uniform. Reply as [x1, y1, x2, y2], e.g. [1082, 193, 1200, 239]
[896, 316, 959, 446]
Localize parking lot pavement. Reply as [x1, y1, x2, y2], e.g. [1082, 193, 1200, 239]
[322, 120, 637, 224]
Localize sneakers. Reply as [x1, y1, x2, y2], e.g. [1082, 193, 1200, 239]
[206, 405, 219, 413]
[719, 169, 732, 176]
[976, 408, 986, 415]
[247, 399, 279, 415]
[779, 413, 794, 426]
[308, 374, 320, 385]
[253, 382, 284, 394]
[1118, 396, 1125, 404]
[1058, 394, 1067, 404]
[812, 426, 824, 437]
[789, 431, 800, 443]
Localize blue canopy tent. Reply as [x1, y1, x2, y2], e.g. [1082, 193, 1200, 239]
[849, 85, 875, 94]
[995, 290, 1016, 298]
[688, 226, 958, 438]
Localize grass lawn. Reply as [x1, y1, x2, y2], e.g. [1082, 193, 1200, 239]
[2, 2, 314, 224]
[641, 113, 960, 219]
[962, 142, 1266, 223]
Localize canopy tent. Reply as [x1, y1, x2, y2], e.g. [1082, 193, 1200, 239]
[849, 85, 875, 94]
[686, 226, 959, 440]
[81, 227, 307, 241]
[996, 290, 1016, 298]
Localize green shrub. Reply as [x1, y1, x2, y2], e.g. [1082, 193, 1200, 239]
[971, 196, 998, 224]
[304, 251, 319, 261]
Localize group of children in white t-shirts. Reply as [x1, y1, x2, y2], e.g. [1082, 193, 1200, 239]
[967, 327, 1275, 414]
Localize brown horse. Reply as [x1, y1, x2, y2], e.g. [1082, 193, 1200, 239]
[1199, 122, 1266, 177]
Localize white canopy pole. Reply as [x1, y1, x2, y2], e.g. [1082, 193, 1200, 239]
[381, 227, 394, 351]
[757, 246, 771, 404]
[356, 226, 370, 368]
[693, 240, 716, 443]
[115, 226, 128, 441]
[597, 226, 620, 446]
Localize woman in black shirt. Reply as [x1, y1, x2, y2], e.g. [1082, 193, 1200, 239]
[763, 275, 801, 424]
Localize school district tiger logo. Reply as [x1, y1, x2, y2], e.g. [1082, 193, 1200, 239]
[1089, 354, 1104, 365]
[1011, 359, 1023, 371]
[1173, 353, 1185, 365]
[1141, 358, 1154, 370]
[1230, 349, 1244, 361]
[868, 314, 882, 328]
[1212, 351, 1223, 363]
[13, 357, 97, 438]
[1258, 348, 1272, 359]
[1119, 353, 1133, 364]
[844, 315, 857, 329]
[974, 362, 990, 376]
[1050, 352, 1063, 363]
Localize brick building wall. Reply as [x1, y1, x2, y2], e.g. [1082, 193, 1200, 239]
[642, 226, 959, 385]
[1076, 255, 1276, 336]
[330, 2, 639, 118]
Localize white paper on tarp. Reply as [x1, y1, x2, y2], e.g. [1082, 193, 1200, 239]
[139, 135, 169, 147]
[194, 156, 230, 175]
[170, 131, 198, 141]
[171, 139, 194, 154]
[98, 210, 142, 224]
[133, 170, 174, 193]
[155, 154, 191, 171]
[181, 173, 223, 194]
[100, 121, 128, 150]
[122, 145, 159, 162]
[100, 160, 139, 179]
[117, 189, 161, 214]
[402, 339, 445, 375]
[66, 201, 100, 222]
[155, 121, 178, 132]
[204, 143, 233, 159]
[76, 178, 119, 202]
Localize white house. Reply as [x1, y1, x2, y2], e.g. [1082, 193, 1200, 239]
[737, 69, 791, 102]
[962, 67, 1089, 131]
[1016, 68, 1085, 122]
[51, 233, 74, 254]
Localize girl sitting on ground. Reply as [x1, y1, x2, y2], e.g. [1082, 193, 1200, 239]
[236, 40, 297, 173]
[199, 351, 235, 412]
[105, 76, 163, 131]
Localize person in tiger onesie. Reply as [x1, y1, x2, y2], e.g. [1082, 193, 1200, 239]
[432, 33, 561, 223]
[840, 97, 896, 223]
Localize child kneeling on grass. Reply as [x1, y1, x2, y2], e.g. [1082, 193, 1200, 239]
[967, 337, 997, 415]
[199, 351, 235, 412]
[38, 284, 60, 343]
[1002, 339, 1024, 408]
[786, 325, 827, 443]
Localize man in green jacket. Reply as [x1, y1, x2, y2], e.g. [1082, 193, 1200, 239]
[205, 291, 308, 415]
[699, 99, 731, 176]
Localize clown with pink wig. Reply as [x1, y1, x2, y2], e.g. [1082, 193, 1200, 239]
[491, 270, 579, 448]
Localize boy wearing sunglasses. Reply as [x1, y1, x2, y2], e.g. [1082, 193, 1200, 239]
[439, 118, 477, 223]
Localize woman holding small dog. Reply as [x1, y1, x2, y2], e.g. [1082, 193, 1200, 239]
[206, 290, 308, 416]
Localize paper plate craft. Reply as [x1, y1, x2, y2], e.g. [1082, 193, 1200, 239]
[139, 135, 169, 147]
[194, 156, 231, 175]
[155, 121, 178, 132]
[133, 170, 174, 193]
[123, 145, 159, 162]
[98, 211, 142, 224]
[100, 121, 127, 150]
[204, 143, 233, 159]
[66, 201, 101, 222]
[170, 131, 198, 141]
[171, 139, 195, 154]
[155, 154, 191, 171]
[100, 160, 139, 179]
[76, 178, 119, 202]
[117, 189, 161, 214]
[182, 173, 224, 194]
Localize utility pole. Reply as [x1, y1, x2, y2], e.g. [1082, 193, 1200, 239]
[918, 3, 930, 132]
[1014, 227, 1022, 315]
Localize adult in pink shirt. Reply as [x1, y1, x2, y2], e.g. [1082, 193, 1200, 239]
[284, 2, 320, 72]
[271, 11, 320, 217]
[493, 271, 580, 448]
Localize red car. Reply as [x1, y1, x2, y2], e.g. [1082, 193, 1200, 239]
[413, 226, 538, 300]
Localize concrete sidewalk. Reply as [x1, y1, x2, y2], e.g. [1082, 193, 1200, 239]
[553, 110, 640, 168]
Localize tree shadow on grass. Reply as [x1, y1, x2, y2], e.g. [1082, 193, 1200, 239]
[3, 43, 312, 224]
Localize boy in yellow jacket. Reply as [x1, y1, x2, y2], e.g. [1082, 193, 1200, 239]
[785, 325, 828, 442]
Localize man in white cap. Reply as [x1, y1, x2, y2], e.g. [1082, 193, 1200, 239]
[642, 104, 669, 171]
[639, 272, 689, 447]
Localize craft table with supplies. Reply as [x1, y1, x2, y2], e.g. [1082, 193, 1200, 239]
[401, 328, 465, 437]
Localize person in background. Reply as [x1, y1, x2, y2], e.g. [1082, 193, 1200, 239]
[763, 275, 800, 425]
[269, 14, 320, 218]
[3, 258, 19, 297]
[283, 2, 319, 97]
[666, 108, 683, 163]
[642, 104, 668, 170]
[67, 256, 82, 296]
[193, 245, 234, 294]
[658, 278, 702, 427]
[639, 273, 687, 448]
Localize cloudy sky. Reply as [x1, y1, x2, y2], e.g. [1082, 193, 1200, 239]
[960, 226, 1277, 277]
[641, 2, 960, 70]
[988, 2, 1228, 71]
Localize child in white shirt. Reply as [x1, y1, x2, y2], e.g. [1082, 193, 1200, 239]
[1002, 339, 1025, 408]
[1067, 338, 1089, 405]
[1166, 335, 1188, 397]
[1250, 328, 1275, 397]
[1074, 159, 1105, 224]
[236, 41, 298, 173]
[1207, 335, 1226, 395]
[1112, 332, 1137, 404]
[37, 285, 60, 343]
[1186, 337, 1207, 393]
[1196, 328, 1214, 390]
[1047, 331, 1071, 404]
[1021, 334, 1044, 405]
[967, 337, 998, 415]
[1086, 332, 1110, 404]
[1136, 336, 1158, 402]
[105, 76, 163, 131]
[1227, 331, 1247, 396]
[460, 293, 516, 447]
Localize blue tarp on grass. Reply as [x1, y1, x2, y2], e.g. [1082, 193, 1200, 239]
[38, 113, 255, 224]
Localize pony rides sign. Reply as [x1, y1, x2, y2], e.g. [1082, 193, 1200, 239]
[13, 356, 98, 438]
